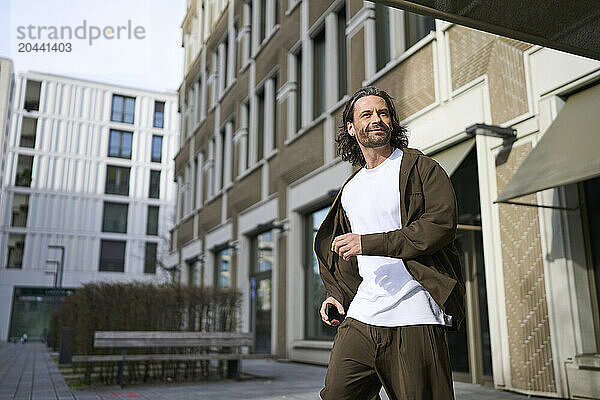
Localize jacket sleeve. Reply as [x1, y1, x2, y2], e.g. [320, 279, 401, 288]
[314, 222, 346, 306]
[318, 256, 345, 306]
[360, 160, 457, 259]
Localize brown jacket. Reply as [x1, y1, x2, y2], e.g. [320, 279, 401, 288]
[315, 147, 466, 330]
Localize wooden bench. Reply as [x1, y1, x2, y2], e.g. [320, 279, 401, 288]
[72, 331, 272, 386]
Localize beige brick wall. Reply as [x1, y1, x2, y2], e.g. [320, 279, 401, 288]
[448, 25, 532, 124]
[372, 42, 435, 121]
[496, 143, 556, 393]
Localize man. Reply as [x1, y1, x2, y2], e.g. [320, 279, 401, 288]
[315, 86, 465, 400]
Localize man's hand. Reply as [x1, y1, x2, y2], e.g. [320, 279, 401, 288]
[320, 296, 345, 326]
[331, 233, 362, 261]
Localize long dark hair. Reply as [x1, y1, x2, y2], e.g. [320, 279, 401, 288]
[336, 86, 409, 167]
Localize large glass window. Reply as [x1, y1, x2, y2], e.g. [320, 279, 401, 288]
[20, 117, 37, 148]
[305, 206, 337, 339]
[250, 230, 274, 353]
[215, 248, 231, 288]
[146, 205, 159, 236]
[582, 177, 600, 343]
[312, 29, 326, 119]
[149, 170, 161, 199]
[446, 147, 493, 381]
[11, 193, 29, 227]
[102, 202, 128, 233]
[99, 239, 126, 272]
[111, 94, 135, 124]
[151, 135, 163, 163]
[153, 101, 165, 128]
[7, 234, 26, 269]
[24, 80, 41, 111]
[144, 242, 158, 274]
[15, 154, 33, 187]
[105, 165, 130, 196]
[108, 129, 133, 159]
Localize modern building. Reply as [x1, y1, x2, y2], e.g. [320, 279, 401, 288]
[172, 0, 600, 398]
[0, 71, 180, 342]
[0, 58, 16, 210]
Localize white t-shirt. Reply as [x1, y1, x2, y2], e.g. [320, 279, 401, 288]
[342, 147, 452, 327]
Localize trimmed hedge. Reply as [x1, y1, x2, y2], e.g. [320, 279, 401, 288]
[48, 282, 242, 356]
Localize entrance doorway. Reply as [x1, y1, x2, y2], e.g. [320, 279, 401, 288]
[446, 147, 493, 384]
[250, 230, 273, 353]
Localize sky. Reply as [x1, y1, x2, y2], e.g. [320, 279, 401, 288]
[0, 0, 187, 93]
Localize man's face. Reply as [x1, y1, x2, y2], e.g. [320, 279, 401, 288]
[347, 95, 392, 148]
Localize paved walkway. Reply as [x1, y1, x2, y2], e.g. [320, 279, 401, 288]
[0, 342, 541, 400]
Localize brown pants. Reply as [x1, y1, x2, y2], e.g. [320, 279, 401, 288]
[320, 317, 455, 400]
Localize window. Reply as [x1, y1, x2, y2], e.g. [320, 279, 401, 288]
[196, 75, 204, 122]
[146, 205, 159, 235]
[582, 177, 600, 342]
[20, 117, 37, 148]
[7, 234, 26, 268]
[313, 28, 326, 119]
[294, 49, 303, 132]
[102, 202, 128, 233]
[210, 135, 216, 196]
[256, 87, 265, 161]
[153, 101, 165, 128]
[105, 166, 130, 196]
[15, 154, 33, 187]
[305, 207, 336, 339]
[151, 135, 163, 163]
[243, 1, 252, 65]
[375, 4, 391, 71]
[99, 239, 126, 272]
[259, 0, 267, 43]
[144, 242, 158, 274]
[149, 170, 161, 199]
[270, 76, 277, 151]
[111, 94, 135, 124]
[222, 39, 229, 91]
[337, 6, 348, 99]
[404, 10, 435, 50]
[250, 230, 273, 353]
[24, 80, 41, 111]
[241, 101, 250, 171]
[108, 129, 133, 159]
[215, 248, 231, 288]
[11, 193, 29, 227]
[252, 231, 273, 273]
[219, 126, 226, 190]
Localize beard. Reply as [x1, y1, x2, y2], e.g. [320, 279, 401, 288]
[355, 123, 391, 148]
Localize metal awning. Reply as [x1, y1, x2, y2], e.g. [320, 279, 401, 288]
[496, 83, 600, 204]
[377, 1, 600, 61]
[430, 138, 475, 176]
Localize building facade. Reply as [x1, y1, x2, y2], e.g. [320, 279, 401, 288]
[0, 72, 180, 342]
[173, 0, 600, 398]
